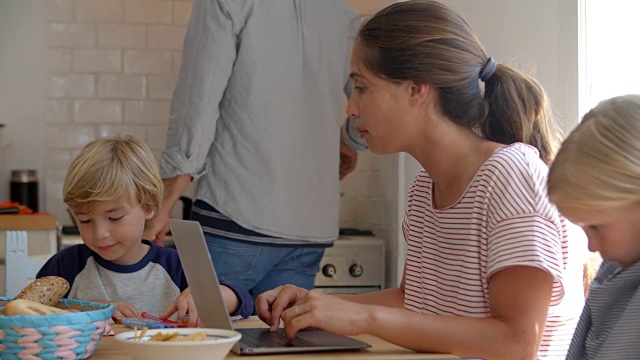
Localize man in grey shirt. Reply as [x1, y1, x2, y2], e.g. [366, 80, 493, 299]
[145, 0, 366, 299]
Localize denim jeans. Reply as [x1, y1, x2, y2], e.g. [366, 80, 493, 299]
[203, 234, 325, 299]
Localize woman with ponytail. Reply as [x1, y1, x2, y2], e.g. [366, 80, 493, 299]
[256, 2, 585, 359]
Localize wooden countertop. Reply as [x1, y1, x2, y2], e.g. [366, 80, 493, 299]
[93, 317, 458, 359]
[0, 213, 56, 230]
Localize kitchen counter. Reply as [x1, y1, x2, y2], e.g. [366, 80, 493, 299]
[1, 213, 58, 297]
[92, 316, 457, 359]
[0, 213, 56, 230]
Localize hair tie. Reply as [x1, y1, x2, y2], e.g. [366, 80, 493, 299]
[479, 57, 497, 82]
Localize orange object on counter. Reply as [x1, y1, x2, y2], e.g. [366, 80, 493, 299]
[0, 200, 34, 214]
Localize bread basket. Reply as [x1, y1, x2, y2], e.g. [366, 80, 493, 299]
[0, 297, 115, 360]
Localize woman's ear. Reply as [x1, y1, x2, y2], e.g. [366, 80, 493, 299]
[408, 81, 430, 106]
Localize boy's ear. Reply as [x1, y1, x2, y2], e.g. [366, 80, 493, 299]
[408, 81, 430, 106]
[144, 206, 156, 220]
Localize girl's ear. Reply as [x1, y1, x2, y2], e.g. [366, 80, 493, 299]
[408, 81, 430, 106]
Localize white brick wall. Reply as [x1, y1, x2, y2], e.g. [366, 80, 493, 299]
[125, 0, 173, 25]
[50, 74, 95, 98]
[45, 0, 194, 225]
[76, 0, 125, 22]
[48, 49, 73, 73]
[45, 100, 73, 123]
[98, 25, 146, 48]
[73, 49, 122, 73]
[48, 24, 97, 48]
[98, 75, 146, 99]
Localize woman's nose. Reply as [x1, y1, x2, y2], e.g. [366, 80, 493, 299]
[346, 97, 359, 118]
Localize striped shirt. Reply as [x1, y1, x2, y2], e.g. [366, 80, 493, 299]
[566, 260, 640, 359]
[402, 143, 584, 359]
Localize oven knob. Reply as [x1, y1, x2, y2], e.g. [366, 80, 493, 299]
[349, 263, 363, 277]
[322, 264, 337, 278]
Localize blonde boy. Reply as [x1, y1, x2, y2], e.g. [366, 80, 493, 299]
[37, 135, 253, 324]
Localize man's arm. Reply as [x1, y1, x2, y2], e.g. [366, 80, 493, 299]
[145, 174, 192, 245]
[151, 0, 239, 245]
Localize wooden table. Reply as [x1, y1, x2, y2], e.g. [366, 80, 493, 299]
[91, 317, 457, 359]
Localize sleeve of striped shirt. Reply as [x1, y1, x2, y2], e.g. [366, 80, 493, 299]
[485, 148, 567, 305]
[487, 214, 566, 305]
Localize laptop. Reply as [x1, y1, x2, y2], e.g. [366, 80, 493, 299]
[169, 219, 371, 355]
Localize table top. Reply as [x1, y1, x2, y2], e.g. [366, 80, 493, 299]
[93, 317, 457, 359]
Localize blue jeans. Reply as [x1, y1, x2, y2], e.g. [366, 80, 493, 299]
[203, 234, 325, 299]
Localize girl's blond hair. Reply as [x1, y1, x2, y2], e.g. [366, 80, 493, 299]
[548, 94, 640, 208]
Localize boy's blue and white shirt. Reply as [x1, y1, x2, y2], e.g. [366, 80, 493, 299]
[566, 260, 640, 359]
[36, 240, 253, 318]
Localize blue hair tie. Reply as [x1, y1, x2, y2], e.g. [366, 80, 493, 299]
[479, 57, 497, 82]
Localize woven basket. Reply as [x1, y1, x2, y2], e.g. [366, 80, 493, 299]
[0, 297, 115, 360]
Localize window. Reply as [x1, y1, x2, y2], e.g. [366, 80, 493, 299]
[584, 0, 640, 111]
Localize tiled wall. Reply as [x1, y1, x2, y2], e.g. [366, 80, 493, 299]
[44, 0, 192, 223]
[42, 0, 399, 283]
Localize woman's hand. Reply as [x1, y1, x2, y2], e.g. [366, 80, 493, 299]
[256, 284, 309, 331]
[160, 287, 201, 327]
[279, 290, 373, 341]
[256, 284, 373, 341]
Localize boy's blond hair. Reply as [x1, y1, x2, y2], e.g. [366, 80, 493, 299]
[63, 135, 163, 216]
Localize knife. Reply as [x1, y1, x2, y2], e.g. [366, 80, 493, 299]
[0, 207, 19, 215]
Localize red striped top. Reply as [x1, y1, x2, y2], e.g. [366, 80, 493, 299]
[402, 143, 584, 359]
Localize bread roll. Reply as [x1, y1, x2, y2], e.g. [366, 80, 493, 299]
[14, 276, 70, 307]
[2, 299, 70, 316]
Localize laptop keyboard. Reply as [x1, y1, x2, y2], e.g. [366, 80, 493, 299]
[239, 328, 317, 348]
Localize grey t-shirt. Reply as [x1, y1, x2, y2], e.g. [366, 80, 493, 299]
[161, 0, 363, 243]
[69, 257, 182, 317]
[37, 241, 188, 318]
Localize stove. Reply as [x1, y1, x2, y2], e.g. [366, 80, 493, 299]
[314, 236, 385, 294]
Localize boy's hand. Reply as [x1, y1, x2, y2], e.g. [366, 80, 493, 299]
[160, 287, 201, 328]
[92, 300, 139, 323]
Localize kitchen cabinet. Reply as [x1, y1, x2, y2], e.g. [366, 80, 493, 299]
[0, 213, 57, 297]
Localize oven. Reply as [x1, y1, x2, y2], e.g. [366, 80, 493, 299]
[314, 236, 385, 294]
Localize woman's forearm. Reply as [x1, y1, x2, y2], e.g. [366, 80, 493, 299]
[335, 287, 404, 308]
[366, 306, 539, 360]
